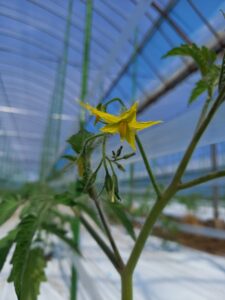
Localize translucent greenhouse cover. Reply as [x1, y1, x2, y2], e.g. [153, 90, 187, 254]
[0, 0, 225, 185]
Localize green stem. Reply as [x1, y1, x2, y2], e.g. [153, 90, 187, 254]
[195, 95, 211, 132]
[135, 135, 161, 198]
[121, 271, 133, 300]
[126, 194, 169, 274]
[125, 86, 225, 275]
[171, 87, 224, 187]
[82, 133, 104, 154]
[105, 98, 126, 110]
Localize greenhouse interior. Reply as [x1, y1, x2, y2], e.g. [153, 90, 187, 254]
[1, 0, 225, 299]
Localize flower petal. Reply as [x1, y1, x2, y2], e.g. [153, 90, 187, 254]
[101, 123, 120, 134]
[130, 120, 162, 130]
[80, 102, 120, 123]
[118, 121, 128, 141]
[125, 128, 136, 150]
[119, 102, 138, 122]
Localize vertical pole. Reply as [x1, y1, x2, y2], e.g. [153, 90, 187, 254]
[70, 1, 93, 299]
[210, 144, 220, 223]
[80, 0, 93, 128]
[40, 0, 74, 179]
[128, 28, 138, 208]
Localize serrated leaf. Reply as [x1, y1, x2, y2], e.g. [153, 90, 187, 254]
[8, 215, 40, 299]
[67, 129, 93, 154]
[106, 203, 136, 241]
[164, 44, 220, 103]
[189, 79, 208, 104]
[0, 228, 17, 272]
[163, 44, 192, 58]
[0, 196, 19, 226]
[9, 247, 47, 300]
[163, 44, 217, 76]
[219, 52, 225, 93]
[54, 192, 76, 206]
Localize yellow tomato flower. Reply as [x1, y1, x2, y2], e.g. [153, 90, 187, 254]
[81, 102, 162, 150]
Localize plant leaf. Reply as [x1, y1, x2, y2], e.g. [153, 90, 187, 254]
[0, 196, 19, 226]
[219, 52, 225, 93]
[8, 214, 41, 299]
[9, 247, 47, 300]
[189, 79, 208, 104]
[0, 228, 17, 272]
[163, 44, 217, 76]
[67, 129, 93, 154]
[54, 192, 76, 206]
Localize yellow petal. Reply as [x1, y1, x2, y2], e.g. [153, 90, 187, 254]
[101, 123, 120, 134]
[80, 102, 120, 123]
[118, 121, 128, 141]
[125, 128, 136, 150]
[119, 102, 138, 122]
[131, 120, 162, 130]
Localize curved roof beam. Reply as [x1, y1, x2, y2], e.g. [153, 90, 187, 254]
[0, 4, 92, 58]
[87, 0, 154, 102]
[1, 73, 81, 113]
[99, 0, 178, 103]
[26, 0, 113, 56]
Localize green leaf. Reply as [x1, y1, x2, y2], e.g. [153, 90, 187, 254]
[106, 203, 136, 241]
[219, 52, 225, 93]
[163, 44, 217, 76]
[164, 44, 220, 103]
[54, 192, 76, 206]
[8, 215, 41, 299]
[0, 228, 17, 272]
[9, 247, 47, 300]
[0, 196, 19, 226]
[189, 79, 208, 104]
[163, 44, 195, 58]
[67, 129, 93, 154]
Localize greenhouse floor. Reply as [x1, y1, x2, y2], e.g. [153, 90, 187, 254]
[1, 217, 225, 300]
